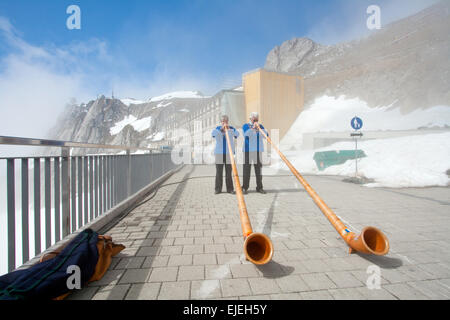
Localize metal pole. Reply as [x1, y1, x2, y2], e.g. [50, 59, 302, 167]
[61, 147, 71, 238]
[33, 158, 41, 255]
[127, 150, 131, 197]
[21, 158, 29, 263]
[355, 135, 358, 178]
[7, 159, 16, 271]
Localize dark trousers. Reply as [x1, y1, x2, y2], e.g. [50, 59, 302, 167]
[215, 154, 233, 192]
[243, 152, 263, 191]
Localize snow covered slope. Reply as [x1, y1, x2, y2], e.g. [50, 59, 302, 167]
[272, 132, 450, 188]
[274, 95, 450, 188]
[281, 95, 450, 149]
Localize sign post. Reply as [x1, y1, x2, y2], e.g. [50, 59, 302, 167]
[350, 117, 363, 177]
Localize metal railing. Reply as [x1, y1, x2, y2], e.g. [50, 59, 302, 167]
[0, 135, 179, 273]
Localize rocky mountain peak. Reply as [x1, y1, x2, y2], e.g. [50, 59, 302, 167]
[265, 37, 326, 73]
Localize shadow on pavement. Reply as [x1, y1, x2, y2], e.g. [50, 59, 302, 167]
[357, 253, 403, 269]
[256, 260, 294, 279]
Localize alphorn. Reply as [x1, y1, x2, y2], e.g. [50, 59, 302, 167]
[223, 125, 274, 264]
[254, 123, 389, 255]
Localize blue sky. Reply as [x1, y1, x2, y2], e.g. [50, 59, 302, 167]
[0, 0, 438, 137]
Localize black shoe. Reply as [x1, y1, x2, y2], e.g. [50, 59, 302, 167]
[242, 189, 248, 195]
[257, 189, 266, 194]
[228, 190, 235, 195]
[215, 190, 221, 195]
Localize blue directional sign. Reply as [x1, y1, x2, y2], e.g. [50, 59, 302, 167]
[351, 117, 363, 130]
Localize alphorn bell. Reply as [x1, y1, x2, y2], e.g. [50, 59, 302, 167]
[254, 123, 389, 255]
[222, 125, 274, 265]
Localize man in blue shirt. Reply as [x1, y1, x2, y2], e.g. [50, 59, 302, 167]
[212, 115, 240, 195]
[242, 112, 268, 194]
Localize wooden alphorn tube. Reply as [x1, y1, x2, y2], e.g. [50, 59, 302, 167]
[255, 123, 389, 255]
[223, 125, 273, 264]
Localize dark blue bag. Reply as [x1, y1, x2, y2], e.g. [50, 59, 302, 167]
[0, 229, 99, 300]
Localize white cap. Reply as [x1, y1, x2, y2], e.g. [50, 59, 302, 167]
[249, 112, 259, 120]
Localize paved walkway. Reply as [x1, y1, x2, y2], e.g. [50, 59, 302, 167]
[69, 165, 450, 300]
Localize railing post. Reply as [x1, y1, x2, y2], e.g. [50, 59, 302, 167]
[7, 159, 16, 272]
[61, 147, 71, 237]
[21, 158, 29, 264]
[127, 150, 131, 197]
[34, 158, 41, 255]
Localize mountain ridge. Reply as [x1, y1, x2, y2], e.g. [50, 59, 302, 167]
[265, 0, 450, 113]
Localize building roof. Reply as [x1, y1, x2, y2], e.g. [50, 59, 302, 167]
[242, 67, 303, 77]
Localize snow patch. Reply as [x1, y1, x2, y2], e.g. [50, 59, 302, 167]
[147, 131, 165, 142]
[120, 98, 146, 106]
[149, 91, 208, 102]
[110, 115, 152, 135]
[153, 101, 172, 110]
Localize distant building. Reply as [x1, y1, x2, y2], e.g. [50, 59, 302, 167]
[243, 68, 304, 139]
[161, 68, 304, 149]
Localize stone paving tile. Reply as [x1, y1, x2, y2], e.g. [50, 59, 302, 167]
[329, 288, 366, 300]
[92, 284, 130, 300]
[135, 246, 159, 257]
[300, 273, 337, 291]
[275, 275, 310, 293]
[355, 287, 397, 300]
[239, 295, 272, 300]
[230, 264, 260, 278]
[115, 257, 145, 270]
[168, 254, 193, 266]
[325, 271, 363, 288]
[69, 165, 450, 300]
[381, 269, 415, 284]
[174, 237, 194, 245]
[300, 290, 334, 300]
[205, 265, 232, 280]
[125, 283, 161, 300]
[142, 255, 169, 268]
[193, 253, 217, 265]
[119, 268, 152, 284]
[221, 279, 252, 297]
[217, 253, 241, 265]
[417, 263, 450, 279]
[66, 286, 99, 300]
[384, 283, 430, 300]
[159, 246, 183, 255]
[178, 265, 205, 281]
[158, 281, 190, 300]
[351, 270, 390, 286]
[88, 270, 124, 287]
[406, 280, 450, 300]
[148, 267, 178, 282]
[183, 244, 204, 255]
[205, 244, 226, 254]
[191, 280, 222, 299]
[248, 278, 282, 295]
[270, 293, 302, 300]
[303, 259, 333, 273]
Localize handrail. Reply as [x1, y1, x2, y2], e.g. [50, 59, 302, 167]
[0, 135, 157, 151]
[0, 135, 177, 274]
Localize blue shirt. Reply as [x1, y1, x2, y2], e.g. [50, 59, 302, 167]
[212, 126, 239, 154]
[242, 123, 268, 152]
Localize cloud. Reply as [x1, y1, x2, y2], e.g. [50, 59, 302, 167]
[306, 0, 440, 45]
[0, 17, 102, 140]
